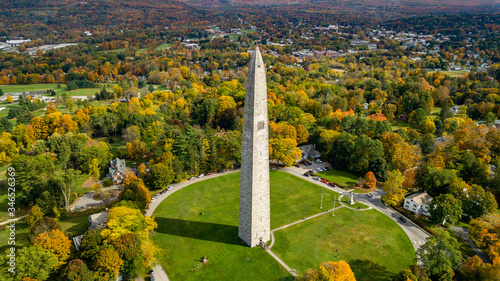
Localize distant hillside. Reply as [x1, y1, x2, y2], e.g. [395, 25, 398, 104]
[178, 0, 500, 15]
[0, 0, 210, 31]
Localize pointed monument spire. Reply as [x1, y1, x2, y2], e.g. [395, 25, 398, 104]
[238, 47, 271, 247]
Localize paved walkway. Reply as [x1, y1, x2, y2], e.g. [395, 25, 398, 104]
[0, 214, 28, 225]
[451, 226, 490, 263]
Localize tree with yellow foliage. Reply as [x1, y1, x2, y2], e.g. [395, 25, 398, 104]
[269, 137, 302, 166]
[382, 170, 406, 207]
[298, 260, 356, 281]
[6, 94, 13, 103]
[100, 206, 157, 243]
[34, 229, 73, 264]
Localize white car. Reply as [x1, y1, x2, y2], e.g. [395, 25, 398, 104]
[167, 186, 173, 191]
[151, 198, 156, 203]
[198, 174, 205, 178]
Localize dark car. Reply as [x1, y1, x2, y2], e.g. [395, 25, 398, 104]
[309, 170, 314, 174]
[303, 173, 310, 177]
[399, 216, 407, 223]
[327, 182, 336, 187]
[294, 164, 300, 168]
[218, 169, 225, 173]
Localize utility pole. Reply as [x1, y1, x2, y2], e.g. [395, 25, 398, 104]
[320, 187, 324, 209]
[332, 191, 337, 216]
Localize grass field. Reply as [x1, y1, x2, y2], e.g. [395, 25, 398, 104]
[431, 70, 469, 77]
[152, 170, 338, 281]
[0, 83, 101, 97]
[317, 169, 359, 188]
[272, 208, 416, 281]
[156, 42, 172, 51]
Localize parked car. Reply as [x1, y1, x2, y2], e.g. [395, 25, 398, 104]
[321, 179, 328, 183]
[309, 170, 314, 174]
[218, 169, 225, 173]
[313, 176, 320, 180]
[167, 186, 173, 191]
[399, 216, 407, 223]
[324, 167, 330, 170]
[294, 164, 300, 168]
[198, 174, 204, 178]
[206, 172, 212, 176]
[151, 198, 156, 203]
[188, 177, 195, 180]
[160, 189, 167, 195]
[327, 182, 336, 187]
[367, 193, 373, 197]
[303, 173, 310, 177]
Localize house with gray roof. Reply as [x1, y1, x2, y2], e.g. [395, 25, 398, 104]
[106, 158, 128, 184]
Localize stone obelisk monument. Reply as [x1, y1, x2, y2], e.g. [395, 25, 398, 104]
[238, 47, 271, 248]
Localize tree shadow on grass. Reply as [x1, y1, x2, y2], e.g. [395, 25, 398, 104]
[349, 259, 394, 281]
[155, 217, 242, 246]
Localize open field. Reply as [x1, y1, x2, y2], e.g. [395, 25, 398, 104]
[272, 208, 416, 281]
[156, 42, 172, 51]
[431, 70, 469, 77]
[317, 169, 359, 188]
[0, 83, 101, 97]
[152, 170, 338, 281]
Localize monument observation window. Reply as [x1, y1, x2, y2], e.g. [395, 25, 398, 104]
[258, 121, 265, 130]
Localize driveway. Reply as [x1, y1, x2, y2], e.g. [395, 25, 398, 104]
[71, 185, 122, 211]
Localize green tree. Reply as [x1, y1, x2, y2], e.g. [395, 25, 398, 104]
[112, 233, 145, 278]
[54, 169, 82, 211]
[0, 246, 58, 281]
[62, 259, 94, 281]
[417, 229, 462, 280]
[430, 194, 462, 226]
[80, 229, 104, 262]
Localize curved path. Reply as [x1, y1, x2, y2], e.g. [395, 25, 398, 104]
[146, 166, 430, 279]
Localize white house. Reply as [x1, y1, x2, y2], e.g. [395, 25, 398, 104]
[403, 192, 432, 216]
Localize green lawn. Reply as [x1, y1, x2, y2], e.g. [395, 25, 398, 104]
[152, 170, 338, 281]
[340, 195, 369, 209]
[0, 83, 101, 97]
[317, 169, 358, 188]
[272, 208, 416, 281]
[156, 42, 172, 51]
[432, 70, 469, 77]
[58, 215, 90, 238]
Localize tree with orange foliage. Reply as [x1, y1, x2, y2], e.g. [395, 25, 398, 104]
[364, 171, 376, 189]
[298, 260, 356, 281]
[34, 229, 73, 264]
[367, 112, 387, 121]
[6, 95, 14, 103]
